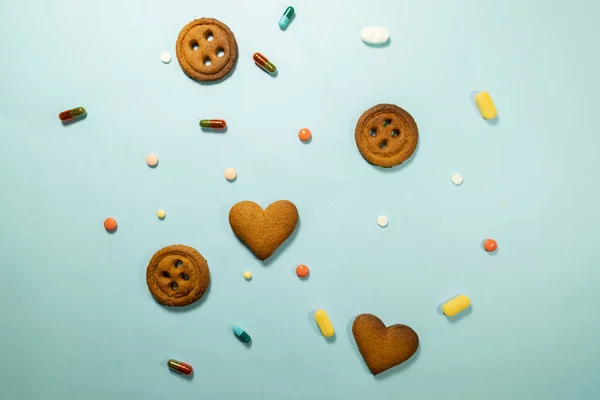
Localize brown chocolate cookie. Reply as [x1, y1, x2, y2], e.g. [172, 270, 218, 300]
[229, 200, 298, 261]
[146, 245, 210, 307]
[176, 18, 238, 82]
[355, 104, 418, 168]
[352, 314, 419, 375]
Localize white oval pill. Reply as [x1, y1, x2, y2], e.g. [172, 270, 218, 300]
[360, 27, 389, 45]
[160, 51, 172, 64]
[451, 173, 463, 185]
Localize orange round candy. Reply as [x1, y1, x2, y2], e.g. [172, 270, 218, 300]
[298, 128, 312, 142]
[296, 264, 309, 278]
[484, 239, 497, 252]
[104, 218, 117, 232]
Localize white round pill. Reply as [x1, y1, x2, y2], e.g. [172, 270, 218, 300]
[377, 216, 389, 227]
[451, 173, 463, 185]
[224, 168, 237, 181]
[160, 51, 172, 64]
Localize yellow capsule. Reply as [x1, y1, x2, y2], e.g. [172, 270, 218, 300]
[314, 309, 334, 337]
[442, 294, 471, 317]
[475, 91, 497, 120]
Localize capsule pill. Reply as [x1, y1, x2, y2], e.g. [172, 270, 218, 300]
[278, 6, 294, 29]
[442, 294, 471, 317]
[253, 53, 276, 74]
[200, 119, 227, 129]
[167, 359, 193, 375]
[59, 107, 86, 122]
[475, 92, 497, 120]
[232, 324, 251, 343]
[314, 309, 335, 337]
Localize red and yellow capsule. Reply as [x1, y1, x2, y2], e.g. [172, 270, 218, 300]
[59, 107, 86, 122]
[168, 359, 193, 375]
[199, 119, 227, 129]
[253, 53, 276, 74]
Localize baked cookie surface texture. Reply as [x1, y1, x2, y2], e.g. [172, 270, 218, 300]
[176, 18, 239, 82]
[146, 245, 210, 307]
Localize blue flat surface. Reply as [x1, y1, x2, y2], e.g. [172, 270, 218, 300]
[2, 0, 600, 399]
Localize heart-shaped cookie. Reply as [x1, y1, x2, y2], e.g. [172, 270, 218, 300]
[352, 314, 419, 375]
[229, 200, 299, 261]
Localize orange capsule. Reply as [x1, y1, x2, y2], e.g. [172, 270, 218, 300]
[168, 359, 193, 375]
[298, 128, 312, 142]
[104, 218, 117, 232]
[296, 264, 309, 278]
[484, 239, 497, 252]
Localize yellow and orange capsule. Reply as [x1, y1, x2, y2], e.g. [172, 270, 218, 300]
[253, 53, 276, 74]
[168, 359, 193, 375]
[59, 107, 86, 122]
[199, 119, 227, 129]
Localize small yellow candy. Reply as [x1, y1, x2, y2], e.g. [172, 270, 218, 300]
[442, 294, 471, 317]
[314, 309, 335, 337]
[156, 209, 166, 219]
[475, 91, 497, 120]
[243, 271, 252, 280]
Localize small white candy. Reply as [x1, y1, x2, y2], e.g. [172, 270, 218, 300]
[451, 173, 463, 185]
[160, 51, 172, 64]
[376, 216, 389, 227]
[360, 27, 389, 45]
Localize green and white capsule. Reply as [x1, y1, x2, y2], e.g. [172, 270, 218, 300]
[232, 324, 251, 343]
[278, 6, 294, 30]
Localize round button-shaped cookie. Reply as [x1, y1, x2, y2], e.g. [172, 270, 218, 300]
[355, 104, 418, 168]
[146, 245, 210, 307]
[176, 18, 238, 82]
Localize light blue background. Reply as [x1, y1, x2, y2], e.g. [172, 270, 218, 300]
[1, 0, 599, 399]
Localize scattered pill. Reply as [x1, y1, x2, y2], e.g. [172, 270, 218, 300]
[376, 216, 389, 227]
[243, 271, 252, 280]
[484, 239, 497, 252]
[167, 359, 193, 375]
[224, 168, 237, 181]
[103, 218, 117, 232]
[59, 107, 86, 122]
[442, 294, 471, 317]
[146, 153, 158, 167]
[253, 53, 276, 74]
[360, 27, 389, 45]
[314, 309, 335, 337]
[278, 6, 294, 29]
[156, 209, 166, 219]
[475, 91, 497, 120]
[160, 51, 172, 64]
[200, 119, 227, 129]
[298, 128, 312, 142]
[296, 264, 309, 278]
[232, 324, 252, 343]
[451, 173, 463, 185]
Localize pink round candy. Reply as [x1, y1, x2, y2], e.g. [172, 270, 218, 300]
[146, 153, 158, 167]
[224, 168, 237, 181]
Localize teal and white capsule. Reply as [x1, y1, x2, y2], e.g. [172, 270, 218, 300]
[278, 6, 294, 30]
[232, 325, 251, 343]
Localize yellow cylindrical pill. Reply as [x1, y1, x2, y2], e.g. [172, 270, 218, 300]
[475, 91, 497, 120]
[442, 294, 471, 317]
[314, 309, 335, 337]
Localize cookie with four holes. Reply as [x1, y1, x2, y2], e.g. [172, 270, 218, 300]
[176, 18, 238, 82]
[355, 104, 418, 168]
[146, 245, 210, 307]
